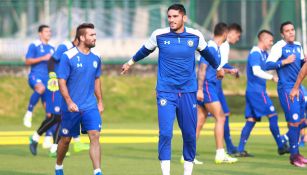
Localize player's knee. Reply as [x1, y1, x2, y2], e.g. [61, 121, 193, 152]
[35, 84, 45, 94]
[61, 137, 71, 145]
[159, 132, 173, 141]
[182, 133, 196, 142]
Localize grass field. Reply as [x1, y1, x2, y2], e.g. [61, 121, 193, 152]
[0, 75, 307, 174]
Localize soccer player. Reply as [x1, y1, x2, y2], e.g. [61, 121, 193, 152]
[265, 21, 307, 167]
[197, 22, 238, 164]
[55, 23, 104, 175]
[236, 30, 288, 157]
[121, 4, 223, 175]
[218, 23, 242, 154]
[24, 25, 54, 128]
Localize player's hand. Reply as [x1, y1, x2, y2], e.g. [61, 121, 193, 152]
[67, 101, 79, 112]
[41, 53, 52, 61]
[217, 69, 224, 79]
[289, 88, 300, 102]
[197, 89, 204, 102]
[97, 101, 104, 113]
[121, 63, 131, 75]
[47, 72, 59, 91]
[283, 54, 296, 65]
[272, 76, 278, 83]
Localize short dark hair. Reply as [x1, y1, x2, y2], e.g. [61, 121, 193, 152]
[167, 4, 186, 15]
[76, 23, 95, 41]
[38, 25, 49, 33]
[214, 22, 228, 36]
[280, 21, 294, 33]
[257, 29, 273, 39]
[228, 23, 242, 33]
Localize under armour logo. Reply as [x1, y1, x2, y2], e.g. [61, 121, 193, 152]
[77, 63, 83, 68]
[286, 49, 291, 53]
[164, 41, 170, 45]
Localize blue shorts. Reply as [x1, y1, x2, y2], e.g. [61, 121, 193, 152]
[45, 89, 62, 114]
[216, 80, 230, 114]
[245, 91, 276, 121]
[60, 108, 102, 137]
[278, 87, 305, 123]
[28, 73, 48, 89]
[197, 81, 219, 107]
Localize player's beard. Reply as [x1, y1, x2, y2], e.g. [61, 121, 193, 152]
[85, 40, 96, 48]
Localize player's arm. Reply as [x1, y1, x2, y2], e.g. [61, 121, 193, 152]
[265, 44, 295, 70]
[94, 59, 104, 113]
[197, 58, 208, 101]
[25, 44, 51, 65]
[57, 54, 78, 112]
[121, 31, 157, 74]
[290, 62, 307, 101]
[196, 33, 224, 79]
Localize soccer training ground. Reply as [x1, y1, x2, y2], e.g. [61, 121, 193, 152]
[0, 75, 306, 175]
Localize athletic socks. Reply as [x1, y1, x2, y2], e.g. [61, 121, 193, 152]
[224, 116, 236, 152]
[288, 126, 299, 155]
[268, 115, 284, 148]
[32, 131, 40, 142]
[183, 161, 193, 175]
[94, 168, 102, 175]
[160, 160, 170, 175]
[27, 91, 41, 112]
[238, 121, 256, 152]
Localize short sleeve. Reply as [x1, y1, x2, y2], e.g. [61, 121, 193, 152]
[57, 54, 70, 80]
[249, 52, 261, 67]
[96, 57, 102, 78]
[25, 44, 36, 59]
[53, 45, 67, 61]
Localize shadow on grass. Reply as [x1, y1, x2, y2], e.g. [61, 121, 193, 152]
[0, 170, 45, 175]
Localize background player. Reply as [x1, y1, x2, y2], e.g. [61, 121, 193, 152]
[265, 21, 307, 167]
[197, 22, 238, 164]
[236, 30, 288, 157]
[121, 4, 223, 175]
[24, 24, 54, 128]
[56, 23, 104, 175]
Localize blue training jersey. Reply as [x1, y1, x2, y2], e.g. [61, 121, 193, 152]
[199, 40, 220, 84]
[57, 47, 102, 112]
[266, 40, 304, 89]
[246, 46, 269, 92]
[26, 39, 55, 75]
[132, 27, 220, 93]
[53, 40, 74, 73]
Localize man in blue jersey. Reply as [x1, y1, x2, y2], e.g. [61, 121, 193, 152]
[197, 22, 238, 164]
[235, 30, 287, 157]
[24, 25, 55, 128]
[121, 4, 223, 175]
[218, 23, 242, 154]
[265, 21, 307, 167]
[55, 23, 104, 175]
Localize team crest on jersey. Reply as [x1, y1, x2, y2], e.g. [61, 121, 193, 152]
[269, 106, 275, 112]
[93, 61, 98, 68]
[292, 113, 299, 120]
[36, 79, 42, 83]
[160, 99, 167, 106]
[187, 40, 194, 47]
[54, 106, 60, 113]
[62, 128, 69, 135]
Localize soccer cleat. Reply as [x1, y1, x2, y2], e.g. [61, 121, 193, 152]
[23, 112, 32, 128]
[215, 153, 238, 164]
[95, 172, 102, 175]
[55, 169, 64, 175]
[42, 136, 53, 149]
[193, 158, 204, 165]
[290, 154, 306, 168]
[29, 136, 38, 156]
[235, 150, 254, 157]
[278, 144, 290, 155]
[73, 142, 90, 152]
[297, 154, 307, 164]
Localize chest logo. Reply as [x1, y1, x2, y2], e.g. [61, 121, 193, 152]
[93, 61, 98, 68]
[164, 41, 170, 45]
[77, 63, 83, 68]
[187, 40, 194, 47]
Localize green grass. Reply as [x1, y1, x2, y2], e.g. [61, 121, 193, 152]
[0, 75, 307, 174]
